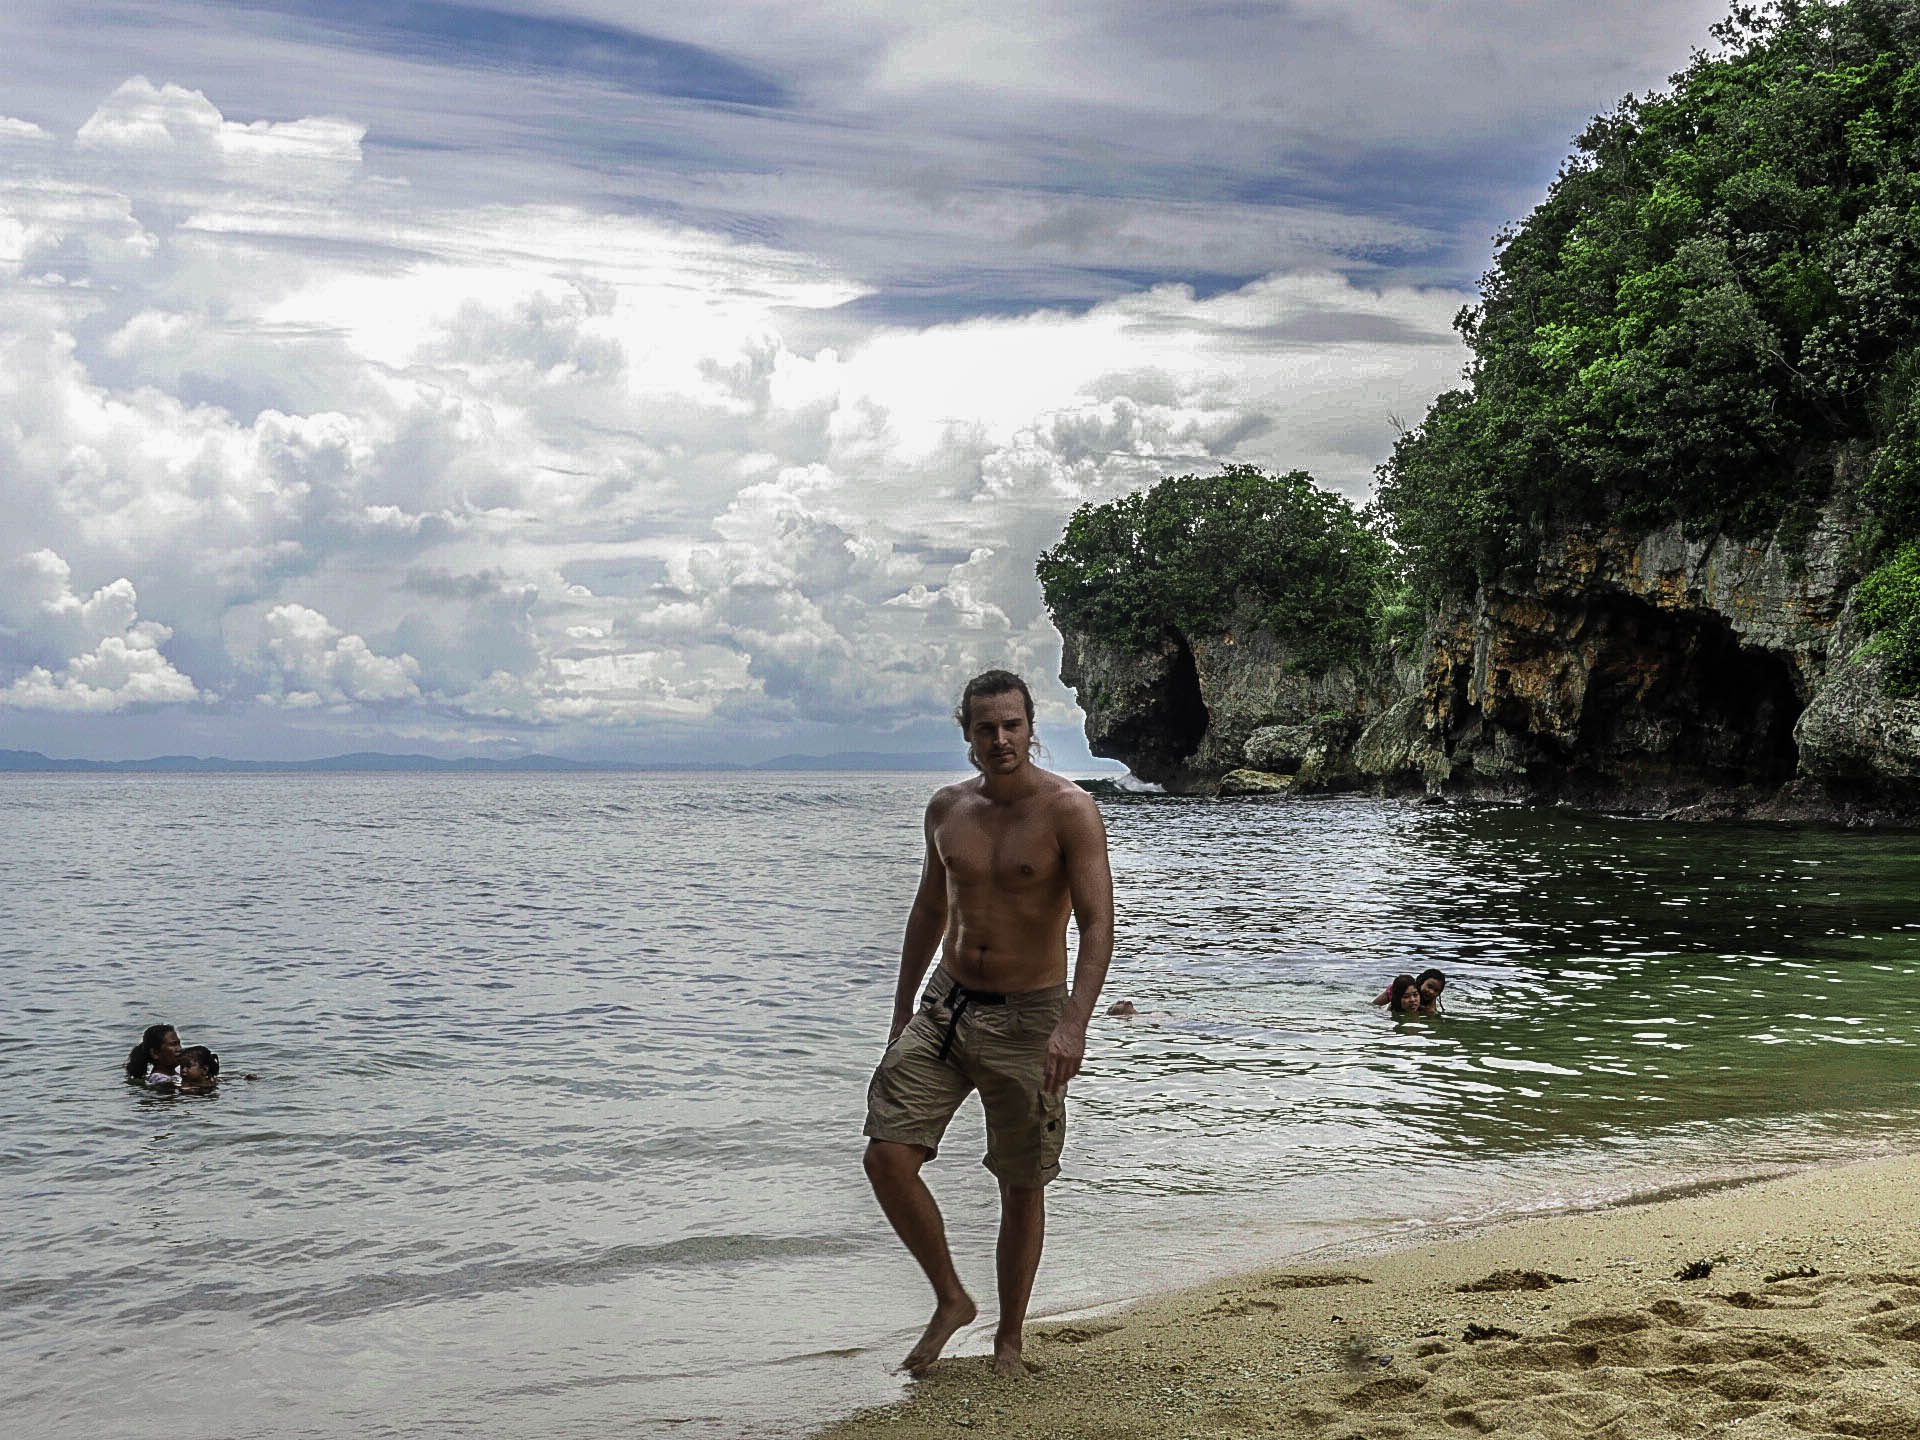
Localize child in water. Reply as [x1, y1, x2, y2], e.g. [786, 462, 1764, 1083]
[1375, 968, 1447, 1013]
[177, 1046, 220, 1089]
[1378, 974, 1423, 1012]
[125, 1025, 253, 1088]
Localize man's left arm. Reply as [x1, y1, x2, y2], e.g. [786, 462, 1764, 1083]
[1043, 790, 1115, 1093]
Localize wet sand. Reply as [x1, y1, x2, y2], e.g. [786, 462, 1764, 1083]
[817, 1153, 1920, 1439]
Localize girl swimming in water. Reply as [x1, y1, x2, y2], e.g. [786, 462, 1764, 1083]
[1375, 969, 1447, 1013]
[1376, 974, 1423, 1012]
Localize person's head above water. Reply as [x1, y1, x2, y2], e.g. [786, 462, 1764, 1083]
[125, 1024, 182, 1081]
[954, 669, 1037, 775]
[1386, 974, 1422, 1012]
[178, 1045, 220, 1087]
[1416, 968, 1448, 1009]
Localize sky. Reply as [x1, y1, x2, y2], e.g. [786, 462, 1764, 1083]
[0, 0, 1729, 765]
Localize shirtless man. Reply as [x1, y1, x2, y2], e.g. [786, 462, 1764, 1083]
[862, 669, 1115, 1379]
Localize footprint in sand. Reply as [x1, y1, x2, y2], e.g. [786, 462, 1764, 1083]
[1262, 1273, 1372, 1290]
[1040, 1323, 1121, 1345]
[1276, 1269, 1920, 1439]
[1207, 1296, 1280, 1317]
[1456, 1268, 1580, 1293]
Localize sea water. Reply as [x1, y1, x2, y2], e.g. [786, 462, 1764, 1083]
[2, 773, 1918, 1438]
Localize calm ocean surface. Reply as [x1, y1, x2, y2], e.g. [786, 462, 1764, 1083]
[3, 772, 1918, 1438]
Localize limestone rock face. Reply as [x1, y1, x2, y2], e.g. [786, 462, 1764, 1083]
[1216, 768, 1294, 796]
[1058, 627, 1211, 789]
[1183, 621, 1365, 778]
[1795, 649, 1920, 785]
[1420, 503, 1855, 811]
[1353, 693, 1444, 781]
[1055, 454, 1920, 821]
[1059, 603, 1391, 792]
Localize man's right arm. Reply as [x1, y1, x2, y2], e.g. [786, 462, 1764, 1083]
[890, 800, 950, 1044]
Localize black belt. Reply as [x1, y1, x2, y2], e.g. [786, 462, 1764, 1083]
[934, 978, 1007, 1063]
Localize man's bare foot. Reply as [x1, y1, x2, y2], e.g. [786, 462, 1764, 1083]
[992, 1338, 1026, 1378]
[902, 1292, 977, 1375]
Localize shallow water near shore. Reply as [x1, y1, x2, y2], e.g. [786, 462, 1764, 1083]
[2, 773, 1918, 1438]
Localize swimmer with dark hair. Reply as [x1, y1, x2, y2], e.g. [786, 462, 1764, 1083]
[125, 1027, 256, 1089]
[1375, 969, 1447, 1013]
[126, 1024, 183, 1085]
[177, 1046, 220, 1089]
[1375, 974, 1422, 1012]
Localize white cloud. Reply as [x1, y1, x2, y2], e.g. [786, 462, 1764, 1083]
[77, 76, 365, 196]
[0, 549, 200, 711]
[257, 603, 420, 707]
[0, 76, 1469, 756]
[0, 116, 50, 144]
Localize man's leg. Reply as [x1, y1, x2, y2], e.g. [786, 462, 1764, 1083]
[863, 1139, 978, 1374]
[992, 1180, 1046, 1377]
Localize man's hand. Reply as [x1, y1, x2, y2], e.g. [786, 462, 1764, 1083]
[888, 1006, 914, 1048]
[1043, 1014, 1088, 1093]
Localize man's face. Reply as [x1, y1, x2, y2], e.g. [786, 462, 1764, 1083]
[967, 690, 1032, 774]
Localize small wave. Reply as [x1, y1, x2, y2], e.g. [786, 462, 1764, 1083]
[118, 1231, 867, 1326]
[1076, 773, 1165, 797]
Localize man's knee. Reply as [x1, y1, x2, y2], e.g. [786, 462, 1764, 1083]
[864, 1139, 929, 1186]
[998, 1179, 1047, 1211]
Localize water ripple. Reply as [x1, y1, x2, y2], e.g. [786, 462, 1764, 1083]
[3, 775, 1918, 1439]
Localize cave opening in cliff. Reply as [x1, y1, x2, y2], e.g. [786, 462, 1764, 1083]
[1159, 632, 1211, 767]
[1574, 595, 1802, 787]
[1076, 628, 1211, 784]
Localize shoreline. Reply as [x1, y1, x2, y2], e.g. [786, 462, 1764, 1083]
[815, 1149, 1920, 1438]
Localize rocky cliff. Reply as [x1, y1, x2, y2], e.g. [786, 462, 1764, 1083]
[1059, 462, 1920, 822]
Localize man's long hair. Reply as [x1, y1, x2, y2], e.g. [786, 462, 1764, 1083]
[954, 669, 1041, 771]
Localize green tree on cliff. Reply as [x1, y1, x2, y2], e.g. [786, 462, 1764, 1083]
[1036, 465, 1390, 674]
[1376, 0, 1920, 628]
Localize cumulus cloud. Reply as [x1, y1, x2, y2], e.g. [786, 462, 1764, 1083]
[0, 75, 1471, 758]
[257, 604, 420, 708]
[77, 76, 365, 196]
[0, 550, 200, 712]
[0, 116, 49, 144]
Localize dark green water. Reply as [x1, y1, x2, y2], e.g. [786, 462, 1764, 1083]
[1086, 799, 1920, 1198]
[1387, 809, 1920, 1144]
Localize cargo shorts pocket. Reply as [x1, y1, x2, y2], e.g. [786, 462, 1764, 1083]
[980, 1076, 1067, 1188]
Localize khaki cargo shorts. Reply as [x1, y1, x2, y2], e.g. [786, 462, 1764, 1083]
[864, 969, 1069, 1188]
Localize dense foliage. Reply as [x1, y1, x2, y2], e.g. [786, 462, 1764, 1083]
[1856, 542, 1920, 692]
[1036, 465, 1392, 672]
[1043, 3, 1920, 693]
[1375, 0, 1920, 635]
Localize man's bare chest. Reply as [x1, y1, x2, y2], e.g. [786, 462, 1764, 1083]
[936, 809, 1062, 892]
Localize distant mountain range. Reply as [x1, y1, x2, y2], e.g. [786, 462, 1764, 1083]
[0, 748, 966, 774]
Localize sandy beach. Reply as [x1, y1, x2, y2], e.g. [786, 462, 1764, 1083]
[818, 1153, 1920, 1439]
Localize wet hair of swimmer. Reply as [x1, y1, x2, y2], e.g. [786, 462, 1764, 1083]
[1416, 968, 1447, 992]
[178, 1046, 220, 1084]
[125, 1024, 180, 1081]
[1387, 973, 1421, 1010]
